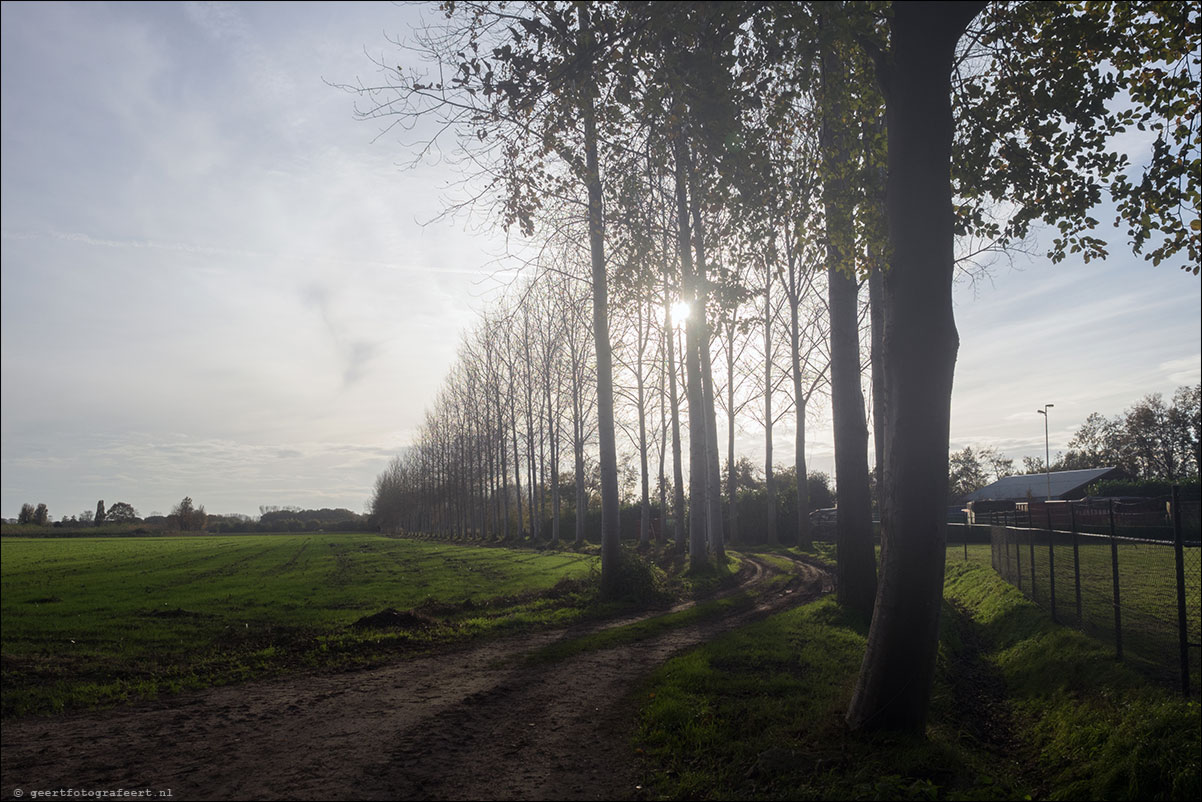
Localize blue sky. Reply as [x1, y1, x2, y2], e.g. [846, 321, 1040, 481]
[2, 2, 1199, 520]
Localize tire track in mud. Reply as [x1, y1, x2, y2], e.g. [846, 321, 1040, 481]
[1, 556, 830, 802]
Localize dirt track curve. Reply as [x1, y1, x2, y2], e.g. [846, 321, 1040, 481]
[1, 556, 831, 802]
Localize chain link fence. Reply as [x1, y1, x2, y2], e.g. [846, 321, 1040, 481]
[988, 489, 1200, 697]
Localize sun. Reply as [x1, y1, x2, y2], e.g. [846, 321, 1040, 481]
[667, 301, 692, 324]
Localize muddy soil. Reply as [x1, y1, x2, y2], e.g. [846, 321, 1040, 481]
[1, 557, 830, 801]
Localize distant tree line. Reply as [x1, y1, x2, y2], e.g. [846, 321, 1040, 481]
[6, 497, 368, 534]
[948, 385, 1201, 501]
[210, 507, 368, 534]
[1027, 386, 1200, 481]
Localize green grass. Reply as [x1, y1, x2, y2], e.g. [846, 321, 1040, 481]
[635, 556, 1200, 801]
[955, 538, 1201, 692]
[944, 561, 1201, 801]
[525, 557, 796, 665]
[1, 534, 597, 716]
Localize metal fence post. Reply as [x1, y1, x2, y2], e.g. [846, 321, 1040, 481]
[1008, 527, 1015, 585]
[1014, 526, 1024, 589]
[1071, 502, 1082, 623]
[1172, 485, 1190, 697]
[1010, 527, 1017, 585]
[1110, 498, 1123, 660]
[1049, 523, 1057, 622]
[1029, 530, 1037, 601]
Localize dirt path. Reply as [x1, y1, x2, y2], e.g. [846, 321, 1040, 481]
[1, 557, 831, 802]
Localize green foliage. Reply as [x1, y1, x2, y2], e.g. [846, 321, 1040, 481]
[732, 466, 836, 545]
[958, 2, 1201, 274]
[595, 546, 673, 606]
[1019, 386, 1200, 481]
[1090, 478, 1201, 499]
[104, 502, 139, 524]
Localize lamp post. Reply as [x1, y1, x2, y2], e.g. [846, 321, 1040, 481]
[1037, 404, 1054, 500]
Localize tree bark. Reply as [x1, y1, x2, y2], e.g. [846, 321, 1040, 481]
[578, 4, 622, 594]
[673, 134, 709, 568]
[821, 29, 877, 621]
[666, 268, 687, 553]
[726, 319, 739, 546]
[763, 266, 778, 544]
[637, 299, 651, 549]
[569, 325, 587, 547]
[870, 263, 886, 521]
[846, 0, 985, 734]
[789, 289, 811, 549]
[690, 195, 725, 560]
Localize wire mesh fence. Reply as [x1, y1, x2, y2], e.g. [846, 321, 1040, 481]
[988, 490, 1201, 697]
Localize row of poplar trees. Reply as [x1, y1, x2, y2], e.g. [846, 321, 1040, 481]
[358, 1, 1199, 733]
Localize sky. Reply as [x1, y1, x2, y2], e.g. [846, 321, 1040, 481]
[2, 1, 1199, 521]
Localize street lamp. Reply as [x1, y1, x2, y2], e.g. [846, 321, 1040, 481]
[1037, 404, 1054, 500]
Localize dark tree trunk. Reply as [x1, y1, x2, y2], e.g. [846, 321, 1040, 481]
[691, 196, 725, 560]
[870, 264, 886, 520]
[666, 275, 687, 553]
[499, 384, 510, 539]
[638, 300, 651, 549]
[822, 31, 877, 621]
[726, 321, 738, 546]
[658, 347, 669, 546]
[846, 0, 985, 734]
[548, 373, 560, 545]
[763, 270, 778, 545]
[789, 296, 811, 549]
[674, 134, 709, 568]
[569, 335, 587, 547]
[511, 385, 524, 539]
[578, 5, 621, 594]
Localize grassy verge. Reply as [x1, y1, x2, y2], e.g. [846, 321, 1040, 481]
[944, 561, 1200, 801]
[635, 560, 1200, 800]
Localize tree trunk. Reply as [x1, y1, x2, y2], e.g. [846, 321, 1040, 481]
[524, 315, 539, 542]
[870, 264, 886, 522]
[667, 273, 687, 553]
[570, 335, 587, 548]
[574, 404, 587, 547]
[846, 0, 984, 734]
[548, 372, 561, 545]
[726, 319, 739, 546]
[763, 268, 778, 545]
[674, 134, 709, 568]
[822, 31, 876, 621]
[511, 383, 524, 539]
[578, 4, 622, 595]
[499, 384, 510, 539]
[690, 178, 725, 560]
[658, 316, 669, 546]
[790, 296, 811, 549]
[638, 300, 651, 549]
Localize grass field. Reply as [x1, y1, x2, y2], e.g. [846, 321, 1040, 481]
[1, 534, 597, 716]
